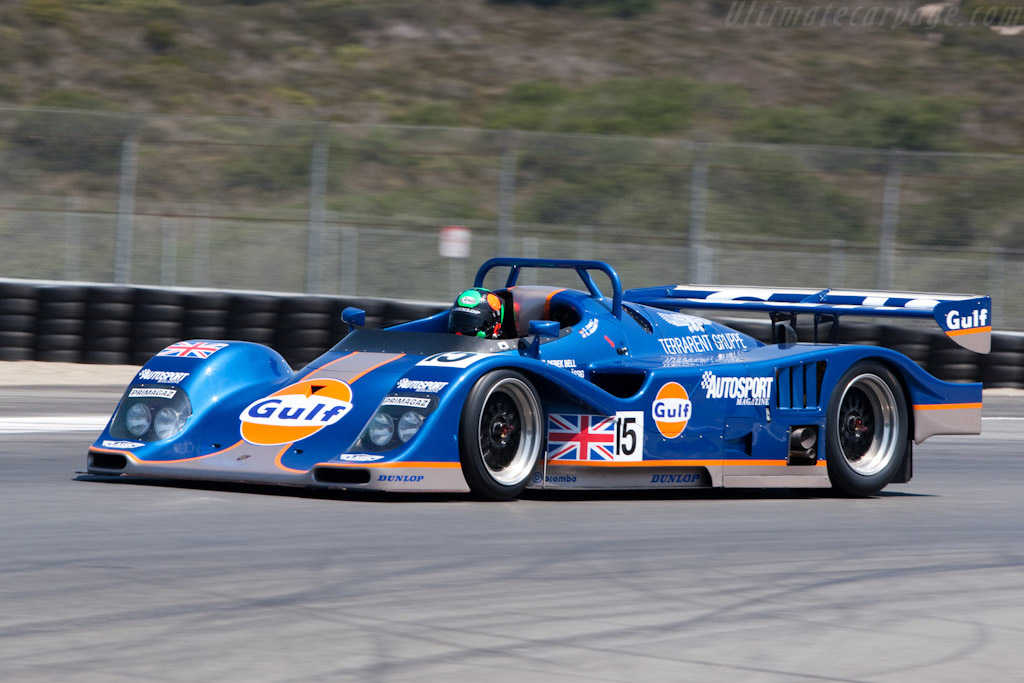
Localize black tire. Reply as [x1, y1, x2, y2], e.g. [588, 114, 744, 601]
[933, 363, 980, 383]
[232, 327, 276, 344]
[276, 328, 330, 348]
[0, 282, 37, 298]
[0, 347, 34, 361]
[82, 350, 131, 365]
[35, 334, 82, 351]
[229, 311, 279, 329]
[826, 362, 909, 496]
[182, 325, 229, 340]
[133, 321, 183, 338]
[134, 304, 184, 322]
[458, 370, 543, 501]
[0, 331, 35, 347]
[84, 335, 131, 352]
[88, 302, 135, 320]
[38, 301, 87, 319]
[36, 349, 81, 363]
[0, 315, 37, 333]
[88, 286, 135, 304]
[183, 309, 229, 327]
[37, 318, 85, 335]
[84, 319, 133, 338]
[0, 298, 37, 315]
[279, 311, 332, 329]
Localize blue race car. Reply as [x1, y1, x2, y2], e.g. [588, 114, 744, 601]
[87, 258, 990, 500]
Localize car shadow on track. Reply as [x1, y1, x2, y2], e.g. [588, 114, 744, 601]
[74, 474, 932, 503]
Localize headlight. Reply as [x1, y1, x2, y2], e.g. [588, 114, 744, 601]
[125, 403, 152, 436]
[397, 411, 424, 443]
[368, 413, 395, 446]
[153, 407, 187, 440]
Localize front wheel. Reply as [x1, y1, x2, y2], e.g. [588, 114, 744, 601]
[826, 362, 908, 496]
[459, 370, 543, 500]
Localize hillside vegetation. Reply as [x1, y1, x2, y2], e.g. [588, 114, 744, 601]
[1, 0, 1024, 152]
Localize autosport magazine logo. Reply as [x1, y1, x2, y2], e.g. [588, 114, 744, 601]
[700, 371, 773, 406]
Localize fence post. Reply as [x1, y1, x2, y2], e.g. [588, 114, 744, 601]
[161, 217, 177, 287]
[829, 239, 847, 287]
[64, 196, 81, 281]
[878, 149, 902, 290]
[497, 131, 518, 257]
[688, 141, 710, 283]
[340, 226, 358, 295]
[193, 206, 210, 288]
[306, 122, 329, 293]
[114, 122, 139, 284]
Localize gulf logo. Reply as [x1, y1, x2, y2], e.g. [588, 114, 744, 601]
[240, 378, 353, 446]
[653, 382, 692, 439]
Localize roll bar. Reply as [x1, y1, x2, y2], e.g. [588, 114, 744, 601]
[474, 258, 623, 319]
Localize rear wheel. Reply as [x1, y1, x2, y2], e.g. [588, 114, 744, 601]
[826, 362, 908, 496]
[459, 370, 543, 500]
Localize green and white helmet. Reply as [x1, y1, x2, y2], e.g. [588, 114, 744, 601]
[448, 288, 503, 337]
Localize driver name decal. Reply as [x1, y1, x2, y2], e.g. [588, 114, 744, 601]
[240, 378, 353, 446]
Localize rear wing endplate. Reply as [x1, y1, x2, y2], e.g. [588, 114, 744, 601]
[623, 285, 991, 353]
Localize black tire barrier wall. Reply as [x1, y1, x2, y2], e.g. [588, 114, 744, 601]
[1, 279, 1022, 387]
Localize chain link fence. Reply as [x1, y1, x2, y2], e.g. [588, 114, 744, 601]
[2, 106, 1022, 328]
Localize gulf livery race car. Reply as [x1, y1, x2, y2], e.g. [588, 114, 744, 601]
[87, 258, 990, 500]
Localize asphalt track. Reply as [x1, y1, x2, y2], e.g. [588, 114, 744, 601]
[1, 386, 1022, 682]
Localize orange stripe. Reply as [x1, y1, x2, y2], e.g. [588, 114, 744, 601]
[349, 353, 405, 383]
[299, 351, 359, 380]
[546, 459, 812, 468]
[947, 326, 991, 337]
[315, 462, 461, 469]
[275, 443, 305, 473]
[913, 402, 983, 411]
[277, 353, 405, 473]
[543, 288, 566, 319]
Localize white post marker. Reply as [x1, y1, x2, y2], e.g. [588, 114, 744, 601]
[440, 225, 471, 295]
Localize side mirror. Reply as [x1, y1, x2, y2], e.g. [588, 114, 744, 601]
[522, 320, 560, 359]
[342, 307, 366, 333]
[528, 320, 560, 338]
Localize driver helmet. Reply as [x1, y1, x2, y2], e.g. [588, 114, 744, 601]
[448, 288, 503, 338]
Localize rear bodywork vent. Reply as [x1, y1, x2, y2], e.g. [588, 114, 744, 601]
[776, 361, 827, 410]
[89, 451, 127, 471]
[313, 467, 371, 485]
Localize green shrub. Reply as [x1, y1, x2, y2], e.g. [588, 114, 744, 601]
[144, 20, 179, 53]
[735, 93, 964, 151]
[24, 0, 69, 26]
[485, 78, 694, 136]
[14, 92, 130, 173]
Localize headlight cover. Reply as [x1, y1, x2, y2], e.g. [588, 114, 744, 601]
[110, 384, 192, 442]
[125, 403, 152, 437]
[354, 393, 438, 452]
[397, 411, 424, 443]
[368, 413, 395, 446]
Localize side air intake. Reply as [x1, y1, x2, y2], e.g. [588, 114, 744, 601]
[776, 361, 827, 410]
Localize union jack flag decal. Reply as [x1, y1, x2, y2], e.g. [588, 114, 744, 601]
[157, 341, 228, 359]
[547, 413, 616, 461]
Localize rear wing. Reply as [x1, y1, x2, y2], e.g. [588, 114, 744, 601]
[624, 285, 992, 353]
